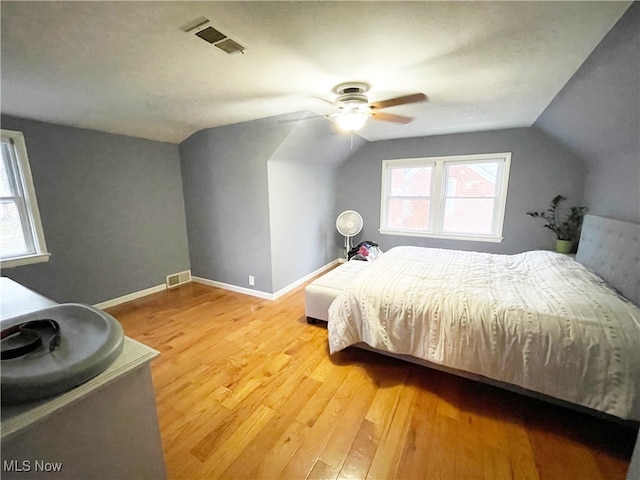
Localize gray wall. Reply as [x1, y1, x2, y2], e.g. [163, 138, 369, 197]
[179, 113, 362, 294]
[179, 117, 286, 294]
[337, 127, 586, 254]
[534, 2, 639, 224]
[268, 160, 337, 291]
[1, 115, 190, 304]
[267, 116, 363, 292]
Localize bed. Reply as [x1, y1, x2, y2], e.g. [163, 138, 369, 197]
[325, 215, 640, 422]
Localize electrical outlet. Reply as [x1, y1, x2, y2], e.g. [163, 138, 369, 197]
[248, 275, 255, 286]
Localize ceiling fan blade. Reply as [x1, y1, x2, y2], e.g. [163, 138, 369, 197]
[370, 93, 428, 110]
[371, 111, 413, 124]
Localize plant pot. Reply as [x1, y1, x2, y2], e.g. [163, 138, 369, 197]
[556, 239, 573, 254]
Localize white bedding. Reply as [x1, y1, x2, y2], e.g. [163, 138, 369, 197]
[328, 246, 640, 421]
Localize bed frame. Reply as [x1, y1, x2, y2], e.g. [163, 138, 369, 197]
[575, 214, 639, 306]
[309, 214, 640, 423]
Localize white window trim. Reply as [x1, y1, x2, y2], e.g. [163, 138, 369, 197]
[379, 152, 511, 243]
[1, 129, 50, 268]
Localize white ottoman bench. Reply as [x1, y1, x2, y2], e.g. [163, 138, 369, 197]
[305, 260, 371, 324]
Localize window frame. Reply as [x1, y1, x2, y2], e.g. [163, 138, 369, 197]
[379, 152, 511, 243]
[1, 129, 50, 268]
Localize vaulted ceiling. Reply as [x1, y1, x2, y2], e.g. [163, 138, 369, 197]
[0, 1, 631, 143]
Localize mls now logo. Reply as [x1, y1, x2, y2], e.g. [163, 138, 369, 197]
[3, 460, 63, 473]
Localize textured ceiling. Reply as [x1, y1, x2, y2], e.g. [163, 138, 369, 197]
[0, 1, 631, 144]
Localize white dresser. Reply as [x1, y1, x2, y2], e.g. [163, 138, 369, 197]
[0, 278, 166, 479]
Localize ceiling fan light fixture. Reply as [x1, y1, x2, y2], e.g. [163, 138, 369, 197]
[335, 111, 369, 132]
[328, 82, 427, 132]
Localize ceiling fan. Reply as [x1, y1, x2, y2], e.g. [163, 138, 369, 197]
[328, 83, 428, 132]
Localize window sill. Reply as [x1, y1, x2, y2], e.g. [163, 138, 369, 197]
[1, 253, 51, 269]
[379, 228, 503, 243]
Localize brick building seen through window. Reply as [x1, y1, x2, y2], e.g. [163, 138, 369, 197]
[388, 163, 498, 235]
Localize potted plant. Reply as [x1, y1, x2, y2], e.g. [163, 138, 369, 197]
[527, 195, 588, 254]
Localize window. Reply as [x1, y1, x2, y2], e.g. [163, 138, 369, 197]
[1, 129, 49, 268]
[380, 152, 511, 242]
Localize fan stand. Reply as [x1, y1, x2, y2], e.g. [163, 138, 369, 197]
[344, 235, 353, 259]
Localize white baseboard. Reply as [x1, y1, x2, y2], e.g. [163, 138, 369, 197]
[272, 259, 340, 299]
[94, 283, 166, 310]
[192, 277, 274, 300]
[193, 259, 340, 301]
[95, 260, 340, 308]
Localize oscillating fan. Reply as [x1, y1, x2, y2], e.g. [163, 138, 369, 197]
[336, 210, 363, 258]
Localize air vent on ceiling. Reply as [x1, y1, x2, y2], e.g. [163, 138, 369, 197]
[195, 26, 227, 44]
[181, 17, 246, 55]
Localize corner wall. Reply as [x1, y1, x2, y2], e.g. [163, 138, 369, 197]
[179, 116, 287, 294]
[534, 2, 639, 223]
[267, 116, 363, 292]
[1, 115, 191, 304]
[179, 113, 357, 295]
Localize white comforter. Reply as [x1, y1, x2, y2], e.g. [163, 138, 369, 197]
[328, 246, 640, 420]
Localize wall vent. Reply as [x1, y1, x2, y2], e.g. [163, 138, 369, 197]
[166, 270, 192, 289]
[181, 17, 246, 55]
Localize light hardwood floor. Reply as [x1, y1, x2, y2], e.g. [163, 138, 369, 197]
[107, 280, 637, 480]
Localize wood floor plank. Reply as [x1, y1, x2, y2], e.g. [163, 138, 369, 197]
[504, 421, 540, 480]
[279, 367, 368, 480]
[295, 360, 352, 429]
[219, 367, 325, 479]
[162, 402, 233, 468]
[364, 364, 409, 430]
[108, 281, 638, 480]
[393, 371, 440, 480]
[528, 425, 606, 480]
[318, 368, 378, 470]
[260, 343, 325, 412]
[199, 404, 276, 478]
[336, 419, 378, 480]
[366, 374, 419, 480]
[253, 419, 311, 479]
[307, 459, 340, 480]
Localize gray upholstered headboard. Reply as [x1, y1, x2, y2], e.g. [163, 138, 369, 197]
[576, 214, 640, 306]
